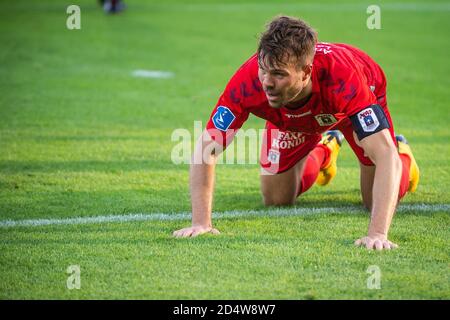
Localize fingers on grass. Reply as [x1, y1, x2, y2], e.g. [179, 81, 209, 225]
[173, 230, 182, 237]
[191, 229, 204, 237]
[374, 240, 383, 251]
[382, 241, 391, 250]
[355, 237, 398, 250]
[365, 239, 375, 250]
[173, 228, 193, 238]
[209, 228, 220, 235]
[389, 241, 399, 249]
[192, 228, 220, 237]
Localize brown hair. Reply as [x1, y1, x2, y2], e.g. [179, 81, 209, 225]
[257, 16, 318, 69]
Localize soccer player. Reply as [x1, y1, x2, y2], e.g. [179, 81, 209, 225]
[173, 16, 420, 250]
[99, 0, 125, 14]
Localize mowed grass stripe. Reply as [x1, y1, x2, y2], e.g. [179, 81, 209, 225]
[139, 3, 450, 13]
[1, 203, 448, 228]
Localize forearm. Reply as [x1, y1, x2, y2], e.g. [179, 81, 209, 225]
[172, 133, 222, 238]
[368, 153, 402, 237]
[190, 129, 223, 227]
[190, 159, 216, 227]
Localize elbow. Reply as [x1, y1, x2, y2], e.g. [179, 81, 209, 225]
[371, 143, 400, 166]
[191, 136, 222, 166]
[394, 154, 402, 172]
[389, 153, 403, 182]
[386, 148, 402, 172]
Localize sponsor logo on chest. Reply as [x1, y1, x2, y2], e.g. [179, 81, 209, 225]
[285, 110, 312, 118]
[271, 131, 306, 149]
[315, 114, 337, 126]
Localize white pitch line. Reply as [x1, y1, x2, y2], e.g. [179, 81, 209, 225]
[0, 204, 448, 229]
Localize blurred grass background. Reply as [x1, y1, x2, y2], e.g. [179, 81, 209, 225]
[0, 0, 448, 299]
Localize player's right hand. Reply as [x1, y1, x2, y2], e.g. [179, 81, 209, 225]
[173, 225, 220, 238]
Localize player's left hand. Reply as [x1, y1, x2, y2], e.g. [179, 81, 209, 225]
[354, 235, 398, 250]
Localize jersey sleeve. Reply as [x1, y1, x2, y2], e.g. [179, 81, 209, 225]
[328, 64, 377, 116]
[320, 59, 391, 139]
[205, 64, 253, 148]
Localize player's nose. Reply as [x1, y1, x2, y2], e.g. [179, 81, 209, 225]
[262, 76, 275, 90]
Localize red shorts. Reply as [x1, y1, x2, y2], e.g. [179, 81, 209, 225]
[260, 85, 396, 174]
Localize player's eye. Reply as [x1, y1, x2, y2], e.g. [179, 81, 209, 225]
[274, 73, 286, 79]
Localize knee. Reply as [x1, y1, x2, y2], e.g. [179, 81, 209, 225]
[262, 192, 296, 207]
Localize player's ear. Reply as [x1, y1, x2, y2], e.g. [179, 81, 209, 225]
[301, 63, 313, 80]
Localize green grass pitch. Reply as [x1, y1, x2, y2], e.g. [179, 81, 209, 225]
[0, 0, 449, 299]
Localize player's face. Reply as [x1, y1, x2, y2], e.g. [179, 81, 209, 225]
[258, 58, 311, 108]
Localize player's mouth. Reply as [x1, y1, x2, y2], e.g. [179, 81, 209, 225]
[266, 91, 280, 101]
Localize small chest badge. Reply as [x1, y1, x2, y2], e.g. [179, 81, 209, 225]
[315, 114, 337, 126]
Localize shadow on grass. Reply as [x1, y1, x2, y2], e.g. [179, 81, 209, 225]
[27, 135, 161, 142]
[0, 160, 185, 173]
[0, 180, 444, 221]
